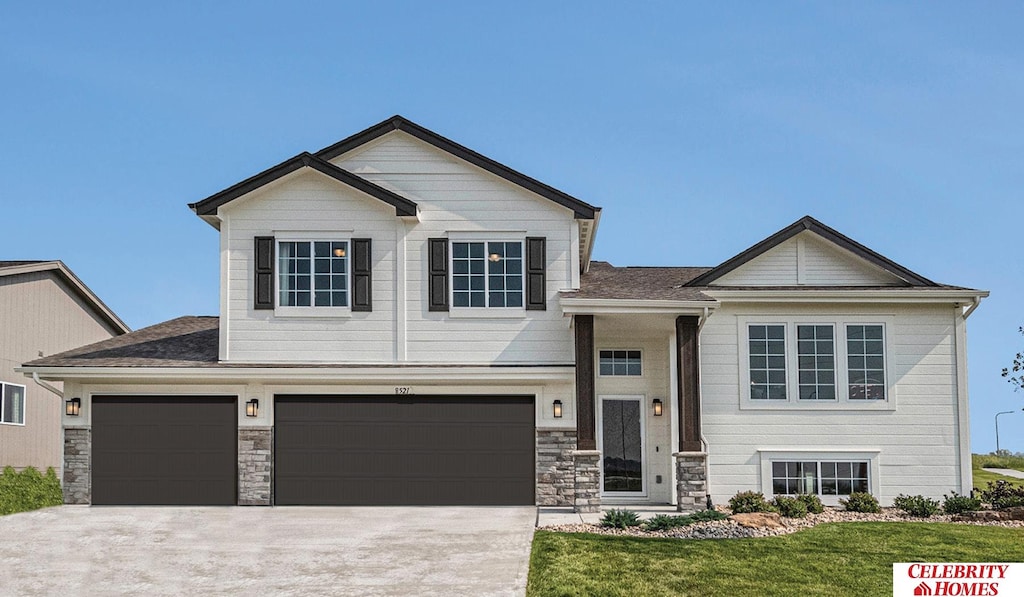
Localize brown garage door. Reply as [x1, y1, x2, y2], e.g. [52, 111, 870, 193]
[92, 396, 237, 505]
[275, 395, 535, 506]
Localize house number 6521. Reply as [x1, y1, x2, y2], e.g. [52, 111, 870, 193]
[395, 387, 414, 395]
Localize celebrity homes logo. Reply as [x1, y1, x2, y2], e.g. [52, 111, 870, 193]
[893, 563, 1022, 596]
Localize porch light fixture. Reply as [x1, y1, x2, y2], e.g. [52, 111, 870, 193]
[246, 399, 259, 418]
[488, 253, 502, 262]
[553, 400, 563, 418]
[652, 398, 663, 416]
[66, 397, 81, 417]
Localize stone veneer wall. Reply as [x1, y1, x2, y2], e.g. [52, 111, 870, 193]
[675, 452, 708, 512]
[536, 429, 577, 506]
[573, 450, 601, 513]
[238, 427, 273, 505]
[63, 427, 91, 504]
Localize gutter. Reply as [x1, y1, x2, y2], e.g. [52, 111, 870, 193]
[32, 372, 63, 398]
[961, 295, 984, 320]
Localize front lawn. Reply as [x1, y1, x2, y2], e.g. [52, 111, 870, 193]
[528, 523, 1024, 597]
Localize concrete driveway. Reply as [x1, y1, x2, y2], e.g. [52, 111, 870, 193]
[0, 506, 536, 596]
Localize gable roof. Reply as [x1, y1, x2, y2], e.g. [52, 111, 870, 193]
[315, 115, 599, 219]
[189, 152, 418, 220]
[685, 216, 938, 287]
[0, 261, 130, 334]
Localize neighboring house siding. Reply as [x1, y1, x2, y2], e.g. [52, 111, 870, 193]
[715, 233, 904, 286]
[221, 132, 576, 364]
[0, 272, 121, 469]
[700, 302, 962, 505]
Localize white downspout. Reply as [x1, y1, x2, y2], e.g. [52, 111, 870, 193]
[32, 372, 63, 398]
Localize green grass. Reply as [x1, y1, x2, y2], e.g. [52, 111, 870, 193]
[972, 454, 1024, 489]
[528, 523, 1024, 597]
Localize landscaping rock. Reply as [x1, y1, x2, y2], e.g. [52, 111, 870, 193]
[954, 506, 1024, 523]
[730, 512, 785, 529]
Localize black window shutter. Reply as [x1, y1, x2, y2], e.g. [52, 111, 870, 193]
[428, 238, 449, 312]
[526, 237, 546, 311]
[254, 236, 275, 310]
[352, 238, 372, 312]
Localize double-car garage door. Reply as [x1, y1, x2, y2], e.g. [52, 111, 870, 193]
[90, 395, 535, 506]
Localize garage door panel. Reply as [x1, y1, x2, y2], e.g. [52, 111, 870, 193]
[92, 396, 237, 505]
[275, 395, 535, 506]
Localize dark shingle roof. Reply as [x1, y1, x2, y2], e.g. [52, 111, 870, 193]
[0, 260, 47, 269]
[561, 261, 715, 301]
[25, 316, 218, 368]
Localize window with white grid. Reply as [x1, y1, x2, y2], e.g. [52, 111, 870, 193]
[278, 240, 348, 307]
[797, 325, 836, 400]
[452, 241, 523, 308]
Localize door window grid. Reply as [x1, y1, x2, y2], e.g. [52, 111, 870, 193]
[847, 325, 886, 400]
[599, 350, 642, 376]
[797, 325, 836, 400]
[452, 241, 523, 308]
[749, 325, 787, 400]
[278, 240, 348, 307]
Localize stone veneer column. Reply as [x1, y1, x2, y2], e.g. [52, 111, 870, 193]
[573, 450, 601, 513]
[238, 427, 273, 505]
[675, 452, 708, 512]
[536, 429, 577, 506]
[63, 427, 91, 504]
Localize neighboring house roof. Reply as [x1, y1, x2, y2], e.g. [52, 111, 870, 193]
[561, 261, 715, 301]
[315, 115, 600, 220]
[189, 152, 418, 220]
[685, 216, 939, 287]
[0, 261, 130, 334]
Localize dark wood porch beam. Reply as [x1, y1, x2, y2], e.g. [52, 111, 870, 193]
[676, 315, 702, 452]
[574, 314, 596, 451]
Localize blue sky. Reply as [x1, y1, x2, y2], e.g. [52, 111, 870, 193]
[2, 2, 1021, 451]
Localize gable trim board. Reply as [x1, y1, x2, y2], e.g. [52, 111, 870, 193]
[190, 152, 418, 221]
[687, 216, 938, 288]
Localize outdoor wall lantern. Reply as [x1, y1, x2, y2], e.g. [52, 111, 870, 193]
[652, 398, 663, 416]
[66, 397, 81, 417]
[246, 399, 259, 418]
[553, 400, 563, 418]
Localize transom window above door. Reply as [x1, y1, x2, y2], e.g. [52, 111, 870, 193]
[278, 240, 349, 308]
[451, 241, 523, 308]
[599, 350, 642, 376]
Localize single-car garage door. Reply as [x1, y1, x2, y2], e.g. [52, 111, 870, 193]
[91, 396, 237, 505]
[275, 395, 535, 506]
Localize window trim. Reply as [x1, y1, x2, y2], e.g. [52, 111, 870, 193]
[447, 234, 527, 318]
[0, 382, 26, 426]
[758, 449, 880, 506]
[273, 235, 353, 318]
[597, 349, 644, 378]
[738, 316, 896, 411]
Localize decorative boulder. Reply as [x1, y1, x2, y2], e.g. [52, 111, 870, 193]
[730, 512, 786, 529]
[954, 506, 1024, 522]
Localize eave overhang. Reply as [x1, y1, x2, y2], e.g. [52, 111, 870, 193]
[559, 298, 719, 315]
[702, 288, 990, 304]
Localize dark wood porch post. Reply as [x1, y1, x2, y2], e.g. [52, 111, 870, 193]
[676, 315, 702, 452]
[574, 314, 596, 451]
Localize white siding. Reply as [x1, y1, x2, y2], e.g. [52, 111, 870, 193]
[714, 232, 905, 287]
[221, 132, 577, 364]
[700, 302, 962, 504]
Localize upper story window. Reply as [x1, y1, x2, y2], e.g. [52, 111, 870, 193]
[451, 241, 523, 308]
[1, 382, 25, 425]
[599, 350, 642, 376]
[742, 319, 891, 408]
[278, 240, 349, 308]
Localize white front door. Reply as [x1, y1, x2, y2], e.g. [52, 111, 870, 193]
[598, 395, 646, 497]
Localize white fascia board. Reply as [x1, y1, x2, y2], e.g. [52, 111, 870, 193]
[17, 365, 576, 384]
[560, 298, 717, 315]
[704, 289, 990, 304]
[581, 210, 601, 273]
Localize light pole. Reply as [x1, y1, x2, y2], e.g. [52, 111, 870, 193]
[995, 409, 1022, 453]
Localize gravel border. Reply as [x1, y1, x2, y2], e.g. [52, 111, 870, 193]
[540, 508, 1024, 540]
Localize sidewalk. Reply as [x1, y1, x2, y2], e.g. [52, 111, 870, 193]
[986, 468, 1024, 479]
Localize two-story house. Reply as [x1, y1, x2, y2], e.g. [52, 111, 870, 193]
[20, 117, 987, 512]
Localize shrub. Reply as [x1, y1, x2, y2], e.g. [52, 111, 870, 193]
[893, 494, 941, 518]
[644, 514, 692, 531]
[0, 466, 63, 516]
[840, 492, 881, 513]
[687, 509, 728, 523]
[600, 508, 641, 529]
[772, 495, 809, 518]
[729, 491, 776, 514]
[978, 480, 1024, 509]
[942, 492, 982, 514]
[796, 493, 825, 514]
